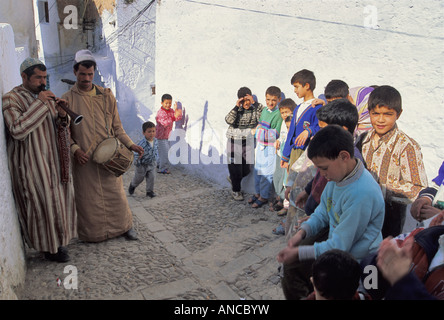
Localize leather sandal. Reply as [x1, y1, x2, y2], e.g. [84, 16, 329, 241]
[252, 198, 268, 208]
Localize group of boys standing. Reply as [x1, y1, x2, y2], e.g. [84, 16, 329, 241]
[225, 69, 440, 299]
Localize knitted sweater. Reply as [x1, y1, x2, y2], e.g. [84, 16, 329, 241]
[255, 106, 283, 146]
[225, 102, 265, 139]
[299, 159, 384, 261]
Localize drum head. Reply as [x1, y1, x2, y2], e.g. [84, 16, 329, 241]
[93, 138, 118, 164]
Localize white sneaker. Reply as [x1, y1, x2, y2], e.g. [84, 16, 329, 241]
[231, 191, 244, 201]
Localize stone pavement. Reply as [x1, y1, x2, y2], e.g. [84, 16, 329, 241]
[17, 165, 286, 300]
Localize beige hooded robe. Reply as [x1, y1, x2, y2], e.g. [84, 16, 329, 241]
[62, 83, 134, 242]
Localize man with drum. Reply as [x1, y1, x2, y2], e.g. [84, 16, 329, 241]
[62, 49, 143, 242]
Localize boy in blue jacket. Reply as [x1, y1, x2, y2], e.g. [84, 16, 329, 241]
[128, 121, 159, 198]
[277, 125, 385, 299]
[281, 69, 323, 170]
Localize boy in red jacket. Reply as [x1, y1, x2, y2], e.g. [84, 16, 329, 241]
[155, 94, 182, 174]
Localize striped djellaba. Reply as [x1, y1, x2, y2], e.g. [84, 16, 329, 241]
[2, 86, 77, 254]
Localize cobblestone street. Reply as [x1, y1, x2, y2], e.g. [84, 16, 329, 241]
[17, 165, 286, 300]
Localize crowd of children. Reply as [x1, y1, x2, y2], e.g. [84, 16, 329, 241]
[130, 70, 443, 300]
[224, 69, 443, 300]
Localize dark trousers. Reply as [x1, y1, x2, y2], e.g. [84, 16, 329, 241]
[382, 200, 407, 238]
[227, 138, 253, 192]
[281, 227, 329, 300]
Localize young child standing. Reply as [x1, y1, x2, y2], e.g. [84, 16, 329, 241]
[272, 99, 296, 213]
[360, 85, 428, 238]
[281, 69, 323, 170]
[128, 121, 158, 198]
[277, 125, 384, 299]
[249, 86, 283, 208]
[225, 87, 264, 201]
[155, 94, 182, 174]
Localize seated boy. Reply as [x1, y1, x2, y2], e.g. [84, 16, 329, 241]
[295, 99, 363, 214]
[360, 85, 428, 238]
[283, 99, 363, 239]
[277, 125, 384, 300]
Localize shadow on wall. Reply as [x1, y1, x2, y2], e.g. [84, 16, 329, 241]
[175, 101, 188, 130]
[170, 100, 225, 164]
[116, 79, 153, 142]
[168, 99, 258, 191]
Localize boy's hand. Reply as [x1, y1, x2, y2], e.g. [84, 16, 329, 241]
[288, 228, 306, 248]
[410, 196, 432, 221]
[311, 98, 326, 108]
[299, 215, 310, 225]
[295, 190, 308, 208]
[243, 94, 254, 105]
[277, 246, 299, 264]
[236, 97, 245, 107]
[376, 237, 413, 286]
[294, 130, 309, 147]
[277, 228, 308, 263]
[430, 210, 444, 226]
[284, 186, 291, 201]
[174, 103, 183, 118]
[236, 94, 254, 108]
[275, 140, 280, 150]
[280, 160, 288, 169]
[419, 205, 441, 221]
